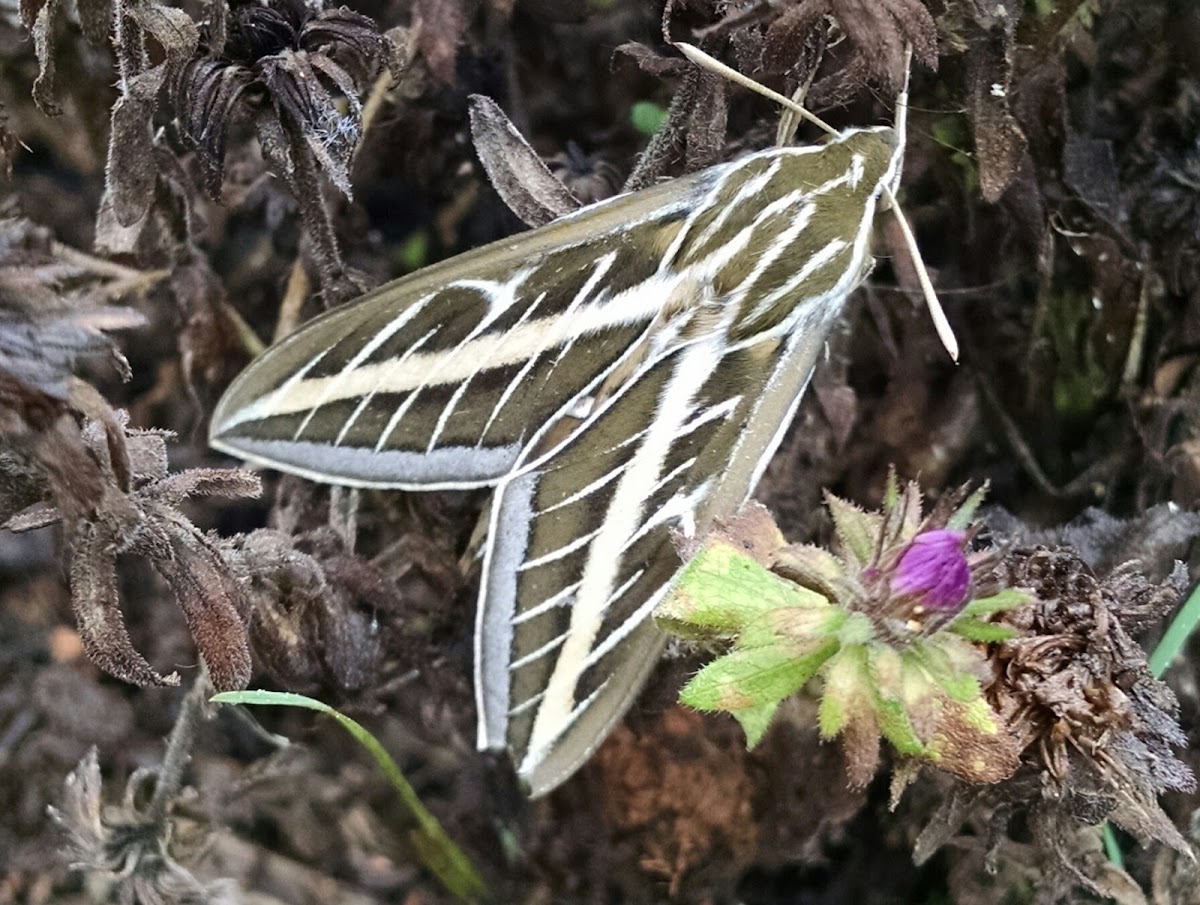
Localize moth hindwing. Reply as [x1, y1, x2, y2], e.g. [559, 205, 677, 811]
[211, 126, 903, 796]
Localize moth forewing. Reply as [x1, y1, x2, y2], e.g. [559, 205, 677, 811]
[210, 116, 906, 795]
[209, 171, 713, 489]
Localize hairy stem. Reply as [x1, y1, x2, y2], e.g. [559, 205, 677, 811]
[280, 118, 354, 306]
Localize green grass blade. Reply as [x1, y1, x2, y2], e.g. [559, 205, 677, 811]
[212, 689, 487, 903]
[1148, 580, 1200, 679]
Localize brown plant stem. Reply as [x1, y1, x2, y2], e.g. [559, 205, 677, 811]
[146, 669, 212, 822]
[280, 118, 356, 307]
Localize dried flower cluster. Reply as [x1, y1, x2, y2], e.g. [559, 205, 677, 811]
[4, 415, 260, 691]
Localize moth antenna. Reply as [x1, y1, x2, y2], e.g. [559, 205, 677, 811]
[885, 46, 959, 363]
[673, 41, 839, 138]
[884, 189, 958, 362]
[890, 46, 912, 196]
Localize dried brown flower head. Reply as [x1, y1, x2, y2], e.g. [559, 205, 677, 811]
[990, 547, 1194, 845]
[173, 0, 391, 199]
[227, 526, 389, 693]
[52, 747, 239, 905]
[916, 543, 1195, 901]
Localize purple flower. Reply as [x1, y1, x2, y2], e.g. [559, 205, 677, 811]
[891, 530, 970, 612]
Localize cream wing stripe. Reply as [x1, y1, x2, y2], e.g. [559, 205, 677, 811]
[522, 337, 723, 759]
[233, 284, 667, 424]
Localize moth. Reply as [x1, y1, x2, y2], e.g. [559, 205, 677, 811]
[211, 47, 942, 796]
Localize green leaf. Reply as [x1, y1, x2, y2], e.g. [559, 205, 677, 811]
[935, 670, 983, 705]
[732, 700, 781, 748]
[959, 588, 1028, 618]
[873, 694, 926, 756]
[824, 492, 879, 565]
[957, 696, 1003, 734]
[656, 540, 827, 638]
[212, 690, 486, 904]
[882, 468, 901, 511]
[949, 617, 1017, 643]
[946, 484, 988, 530]
[681, 640, 835, 712]
[630, 100, 668, 135]
[398, 230, 430, 271]
[835, 611, 875, 647]
[902, 643, 981, 704]
[770, 543, 844, 595]
[741, 604, 842, 651]
[818, 645, 869, 738]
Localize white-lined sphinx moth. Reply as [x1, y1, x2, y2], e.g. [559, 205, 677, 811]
[211, 66, 914, 796]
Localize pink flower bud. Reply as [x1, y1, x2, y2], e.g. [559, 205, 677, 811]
[891, 530, 970, 612]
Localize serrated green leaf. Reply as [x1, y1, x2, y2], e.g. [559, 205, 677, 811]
[882, 467, 900, 511]
[935, 671, 983, 705]
[824, 492, 879, 565]
[946, 484, 988, 530]
[733, 699, 781, 748]
[894, 481, 924, 538]
[770, 543, 843, 596]
[656, 540, 828, 638]
[949, 617, 1017, 643]
[817, 644, 869, 738]
[740, 604, 841, 650]
[836, 611, 875, 646]
[959, 588, 1029, 618]
[874, 694, 926, 755]
[817, 688, 847, 739]
[899, 643, 982, 705]
[680, 638, 837, 717]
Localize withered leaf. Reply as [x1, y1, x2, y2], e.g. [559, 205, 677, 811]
[104, 4, 200, 226]
[25, 0, 64, 116]
[106, 67, 171, 228]
[127, 2, 200, 55]
[70, 519, 182, 688]
[623, 64, 728, 192]
[968, 29, 1029, 203]
[144, 502, 252, 692]
[614, 41, 687, 80]
[468, 95, 581, 228]
[761, 1, 828, 80]
[76, 0, 111, 46]
[673, 500, 786, 565]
